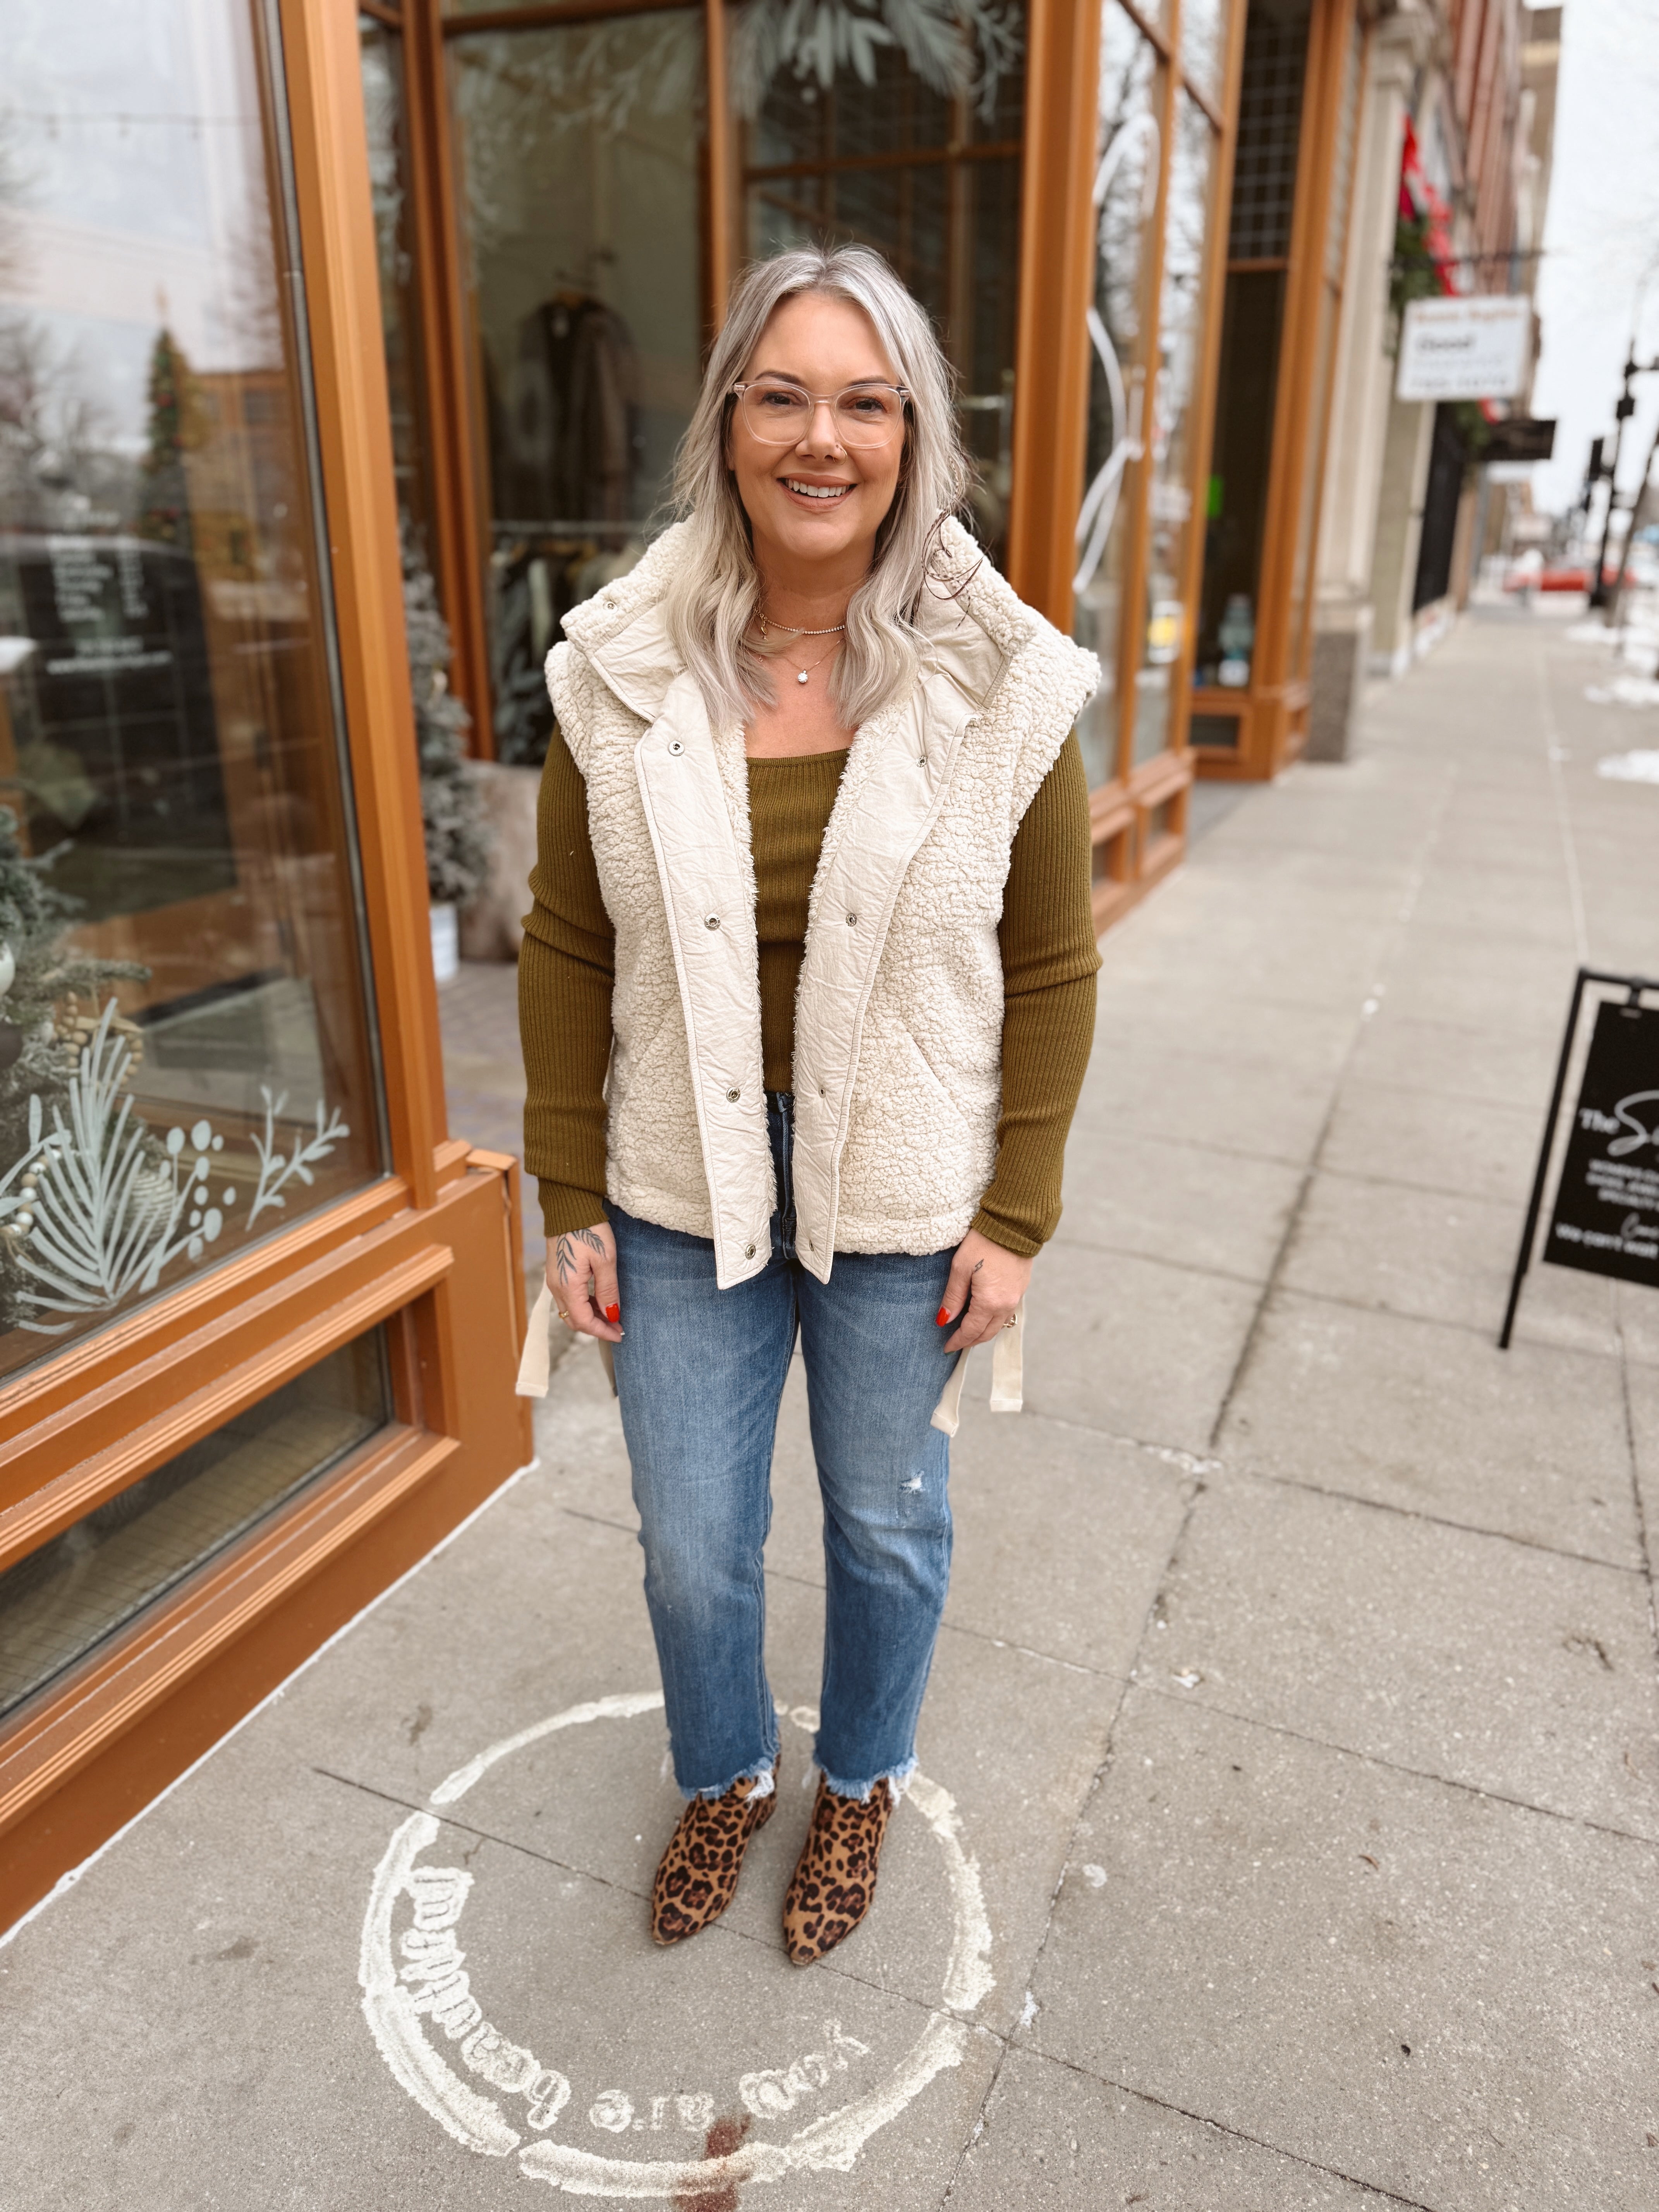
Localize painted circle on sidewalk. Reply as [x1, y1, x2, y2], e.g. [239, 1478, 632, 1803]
[358, 1692, 994, 2198]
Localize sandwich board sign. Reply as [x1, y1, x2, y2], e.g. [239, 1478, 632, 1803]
[1501, 972, 1659, 1347]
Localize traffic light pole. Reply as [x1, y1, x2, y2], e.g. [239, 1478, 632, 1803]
[1589, 347, 1659, 610]
[1605, 414, 1659, 626]
[1589, 357, 1637, 608]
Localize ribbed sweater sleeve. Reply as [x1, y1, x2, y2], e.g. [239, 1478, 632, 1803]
[519, 725, 615, 1239]
[970, 732, 1101, 1256]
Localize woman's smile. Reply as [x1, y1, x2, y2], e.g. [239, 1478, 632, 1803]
[779, 474, 856, 505]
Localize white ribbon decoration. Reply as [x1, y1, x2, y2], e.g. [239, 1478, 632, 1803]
[1073, 108, 1161, 598]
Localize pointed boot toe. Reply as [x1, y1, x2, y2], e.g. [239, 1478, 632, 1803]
[650, 1767, 777, 1947]
[782, 1774, 893, 1966]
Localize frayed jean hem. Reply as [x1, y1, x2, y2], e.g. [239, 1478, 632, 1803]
[682, 1754, 776, 1805]
[816, 1755, 916, 1804]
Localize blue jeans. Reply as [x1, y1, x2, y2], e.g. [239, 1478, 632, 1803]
[609, 1093, 958, 1801]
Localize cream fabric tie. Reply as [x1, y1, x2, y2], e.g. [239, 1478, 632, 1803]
[930, 1297, 1025, 1438]
[516, 1280, 557, 1398]
[517, 1279, 616, 1399]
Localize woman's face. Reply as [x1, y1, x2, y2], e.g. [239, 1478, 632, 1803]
[726, 292, 906, 578]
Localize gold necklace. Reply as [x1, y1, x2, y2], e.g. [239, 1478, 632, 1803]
[750, 617, 843, 686]
[779, 637, 843, 687]
[758, 610, 847, 641]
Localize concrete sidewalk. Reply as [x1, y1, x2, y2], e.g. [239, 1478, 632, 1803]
[3, 605, 1658, 2210]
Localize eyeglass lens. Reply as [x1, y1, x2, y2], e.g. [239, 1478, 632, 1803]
[740, 383, 904, 445]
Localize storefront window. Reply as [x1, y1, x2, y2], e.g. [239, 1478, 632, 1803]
[1287, 17, 1360, 678]
[360, 11, 435, 562]
[738, 6, 1026, 563]
[0, 0, 385, 1385]
[0, 1329, 390, 1723]
[1180, 0, 1230, 110]
[1073, 2, 1161, 789]
[1133, 90, 1219, 764]
[1194, 0, 1309, 686]
[449, 8, 704, 766]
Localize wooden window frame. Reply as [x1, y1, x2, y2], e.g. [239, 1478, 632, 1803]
[1008, 0, 1247, 929]
[0, 0, 531, 1935]
[1188, 0, 1360, 783]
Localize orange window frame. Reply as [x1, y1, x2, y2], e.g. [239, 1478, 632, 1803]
[1187, 0, 1362, 783]
[1008, 0, 1248, 928]
[0, 0, 532, 1937]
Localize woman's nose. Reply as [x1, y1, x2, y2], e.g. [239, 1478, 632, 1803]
[796, 398, 844, 456]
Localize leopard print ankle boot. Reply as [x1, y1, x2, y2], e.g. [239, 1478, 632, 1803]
[650, 1767, 777, 1946]
[781, 1774, 894, 1966]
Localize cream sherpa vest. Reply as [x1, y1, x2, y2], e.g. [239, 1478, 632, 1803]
[546, 517, 1099, 1291]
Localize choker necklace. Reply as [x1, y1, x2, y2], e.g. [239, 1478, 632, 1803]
[758, 611, 848, 640]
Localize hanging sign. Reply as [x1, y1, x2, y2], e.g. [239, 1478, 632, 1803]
[1500, 972, 1659, 1347]
[1396, 296, 1532, 403]
[1483, 416, 1556, 464]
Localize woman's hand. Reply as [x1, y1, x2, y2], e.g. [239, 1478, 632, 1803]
[937, 1228, 1032, 1353]
[547, 1221, 623, 1344]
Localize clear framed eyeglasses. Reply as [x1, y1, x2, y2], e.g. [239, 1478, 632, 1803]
[731, 378, 909, 448]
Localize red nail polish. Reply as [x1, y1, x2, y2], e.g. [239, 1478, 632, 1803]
[936, 1306, 951, 1326]
[605, 1303, 621, 1324]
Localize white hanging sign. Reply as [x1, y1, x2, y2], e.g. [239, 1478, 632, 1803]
[1396, 295, 1532, 402]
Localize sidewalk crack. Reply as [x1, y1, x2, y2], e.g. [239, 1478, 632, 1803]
[1130, 1687, 1659, 1851]
[1614, 1298, 1659, 1683]
[980, 2045, 1451, 2212]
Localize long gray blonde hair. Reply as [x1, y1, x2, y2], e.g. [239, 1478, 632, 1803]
[663, 244, 971, 732]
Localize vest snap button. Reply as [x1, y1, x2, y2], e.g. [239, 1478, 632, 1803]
[726, 1087, 740, 1101]
[704, 914, 721, 930]
[745, 1242, 756, 1258]
[846, 913, 857, 926]
[667, 739, 684, 755]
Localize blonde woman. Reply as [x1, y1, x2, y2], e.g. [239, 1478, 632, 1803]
[520, 244, 1099, 1964]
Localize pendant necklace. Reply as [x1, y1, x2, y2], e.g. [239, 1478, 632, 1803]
[752, 610, 845, 685]
[783, 638, 843, 685]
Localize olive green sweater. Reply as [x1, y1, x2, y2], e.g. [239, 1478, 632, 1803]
[520, 727, 1100, 1256]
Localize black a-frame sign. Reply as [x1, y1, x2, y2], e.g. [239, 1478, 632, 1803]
[1500, 970, 1659, 1348]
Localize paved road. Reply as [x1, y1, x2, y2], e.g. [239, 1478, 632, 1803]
[3, 605, 1657, 2209]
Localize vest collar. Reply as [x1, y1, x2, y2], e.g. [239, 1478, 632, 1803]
[574, 517, 1011, 731]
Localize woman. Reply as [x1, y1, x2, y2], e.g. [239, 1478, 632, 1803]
[519, 244, 1100, 1965]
